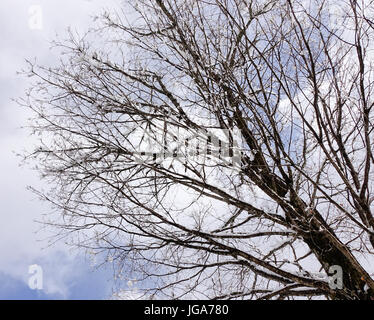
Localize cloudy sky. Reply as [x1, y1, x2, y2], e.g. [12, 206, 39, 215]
[0, 0, 126, 299]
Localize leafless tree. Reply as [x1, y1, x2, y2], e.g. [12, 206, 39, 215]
[20, 0, 374, 299]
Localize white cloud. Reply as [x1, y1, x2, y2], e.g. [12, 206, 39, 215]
[0, 0, 122, 298]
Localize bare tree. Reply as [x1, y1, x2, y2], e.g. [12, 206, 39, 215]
[20, 0, 374, 299]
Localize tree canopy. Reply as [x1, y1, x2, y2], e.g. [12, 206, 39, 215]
[20, 0, 374, 299]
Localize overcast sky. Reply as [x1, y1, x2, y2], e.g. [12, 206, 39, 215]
[0, 0, 125, 299]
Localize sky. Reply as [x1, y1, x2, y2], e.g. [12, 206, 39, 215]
[0, 0, 127, 300]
